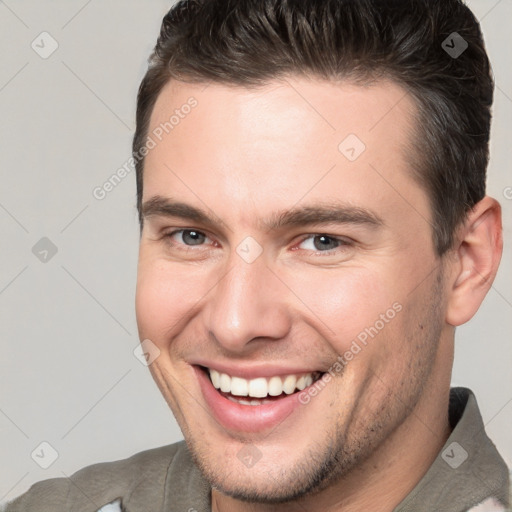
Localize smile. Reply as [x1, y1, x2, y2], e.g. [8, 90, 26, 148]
[194, 364, 327, 432]
[208, 367, 322, 404]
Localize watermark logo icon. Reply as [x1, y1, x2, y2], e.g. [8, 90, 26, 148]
[31, 441, 59, 469]
[338, 134, 366, 161]
[442, 441, 468, 469]
[237, 444, 263, 468]
[31, 32, 59, 59]
[133, 339, 161, 366]
[442, 32, 468, 59]
[236, 236, 263, 264]
[32, 237, 58, 263]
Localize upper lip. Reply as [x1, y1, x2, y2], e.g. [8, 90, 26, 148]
[192, 360, 323, 379]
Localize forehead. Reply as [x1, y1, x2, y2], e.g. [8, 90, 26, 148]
[143, 76, 428, 229]
[148, 76, 415, 153]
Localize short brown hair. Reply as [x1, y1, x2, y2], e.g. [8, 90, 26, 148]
[133, 0, 493, 255]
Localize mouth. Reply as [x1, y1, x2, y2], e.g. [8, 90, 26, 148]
[200, 365, 325, 405]
[193, 363, 328, 432]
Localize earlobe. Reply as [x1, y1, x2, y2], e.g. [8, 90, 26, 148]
[445, 196, 503, 327]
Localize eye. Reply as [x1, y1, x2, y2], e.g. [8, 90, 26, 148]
[167, 229, 211, 247]
[297, 234, 349, 253]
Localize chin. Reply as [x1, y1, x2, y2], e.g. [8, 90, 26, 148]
[184, 431, 357, 505]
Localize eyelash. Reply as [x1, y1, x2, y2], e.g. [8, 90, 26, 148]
[162, 229, 353, 256]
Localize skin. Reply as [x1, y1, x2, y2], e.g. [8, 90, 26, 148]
[135, 77, 502, 512]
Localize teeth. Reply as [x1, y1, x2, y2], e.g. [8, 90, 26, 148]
[249, 377, 268, 398]
[282, 375, 297, 394]
[210, 369, 220, 389]
[227, 396, 275, 406]
[231, 376, 248, 396]
[268, 376, 282, 396]
[220, 372, 231, 393]
[208, 368, 319, 398]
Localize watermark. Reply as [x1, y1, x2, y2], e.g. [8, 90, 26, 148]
[133, 339, 161, 366]
[236, 236, 263, 263]
[338, 133, 366, 161]
[32, 237, 58, 263]
[441, 32, 468, 59]
[441, 441, 468, 469]
[237, 444, 263, 468]
[31, 31, 59, 59]
[31, 441, 59, 469]
[298, 301, 403, 404]
[92, 97, 198, 201]
[503, 187, 512, 200]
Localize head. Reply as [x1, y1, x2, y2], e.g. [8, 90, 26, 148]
[134, 0, 494, 256]
[134, 0, 502, 505]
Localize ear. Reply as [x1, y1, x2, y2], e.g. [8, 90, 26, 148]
[445, 196, 503, 327]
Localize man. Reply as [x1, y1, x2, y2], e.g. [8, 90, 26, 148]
[4, 0, 509, 511]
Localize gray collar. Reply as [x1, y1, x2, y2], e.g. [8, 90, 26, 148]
[395, 387, 509, 511]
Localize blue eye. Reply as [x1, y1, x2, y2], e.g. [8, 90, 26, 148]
[170, 229, 208, 246]
[298, 235, 346, 252]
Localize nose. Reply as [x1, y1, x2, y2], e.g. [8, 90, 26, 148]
[204, 251, 292, 353]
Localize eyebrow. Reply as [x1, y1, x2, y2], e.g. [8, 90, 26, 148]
[141, 195, 383, 232]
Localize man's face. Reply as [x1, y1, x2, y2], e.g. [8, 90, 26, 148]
[135, 77, 450, 501]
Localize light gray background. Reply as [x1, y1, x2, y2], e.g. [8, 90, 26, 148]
[0, 0, 511, 502]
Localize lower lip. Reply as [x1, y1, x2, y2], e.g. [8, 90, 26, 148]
[195, 366, 304, 433]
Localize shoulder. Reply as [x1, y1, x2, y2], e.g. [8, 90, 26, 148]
[2, 441, 186, 512]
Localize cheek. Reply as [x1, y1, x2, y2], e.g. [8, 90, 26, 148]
[285, 266, 397, 349]
[135, 257, 207, 344]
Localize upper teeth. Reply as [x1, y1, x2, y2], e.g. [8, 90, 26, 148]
[208, 368, 315, 398]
